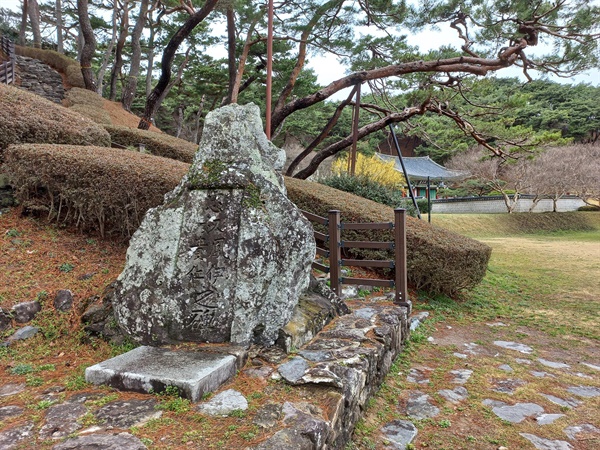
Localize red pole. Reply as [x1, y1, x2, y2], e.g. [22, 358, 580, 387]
[350, 83, 361, 175]
[266, 0, 273, 140]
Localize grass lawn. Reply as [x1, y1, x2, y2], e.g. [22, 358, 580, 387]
[351, 212, 600, 449]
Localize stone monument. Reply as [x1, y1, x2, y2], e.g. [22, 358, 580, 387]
[111, 103, 316, 347]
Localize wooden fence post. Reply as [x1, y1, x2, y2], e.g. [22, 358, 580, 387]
[394, 208, 410, 311]
[328, 210, 341, 297]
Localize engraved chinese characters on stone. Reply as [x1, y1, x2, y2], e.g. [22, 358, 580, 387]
[111, 104, 315, 346]
[178, 190, 241, 342]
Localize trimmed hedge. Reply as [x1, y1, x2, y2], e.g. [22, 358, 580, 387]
[4, 144, 189, 237]
[64, 88, 112, 125]
[104, 125, 198, 163]
[15, 45, 85, 88]
[4, 143, 491, 294]
[285, 177, 492, 295]
[0, 84, 111, 152]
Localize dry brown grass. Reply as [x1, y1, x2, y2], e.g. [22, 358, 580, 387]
[104, 125, 197, 163]
[63, 88, 112, 125]
[63, 87, 162, 133]
[102, 99, 162, 132]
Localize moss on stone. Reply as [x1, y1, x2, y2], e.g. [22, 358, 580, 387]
[188, 159, 230, 189]
[242, 184, 263, 209]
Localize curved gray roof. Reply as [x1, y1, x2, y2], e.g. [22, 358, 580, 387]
[377, 153, 466, 181]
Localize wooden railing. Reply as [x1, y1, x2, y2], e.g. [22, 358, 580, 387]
[302, 209, 409, 308]
[0, 36, 16, 85]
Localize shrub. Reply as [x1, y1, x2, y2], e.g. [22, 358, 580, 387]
[321, 174, 432, 217]
[0, 84, 110, 152]
[285, 176, 492, 296]
[578, 205, 600, 212]
[64, 88, 111, 125]
[331, 153, 405, 189]
[4, 144, 189, 237]
[320, 174, 406, 208]
[398, 197, 432, 216]
[104, 125, 198, 163]
[15, 45, 85, 88]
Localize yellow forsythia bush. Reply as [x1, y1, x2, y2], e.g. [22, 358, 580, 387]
[332, 153, 405, 190]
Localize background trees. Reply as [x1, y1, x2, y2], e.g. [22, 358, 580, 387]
[3, 0, 599, 181]
[446, 144, 599, 212]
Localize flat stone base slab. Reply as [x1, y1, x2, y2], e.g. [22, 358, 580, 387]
[85, 346, 238, 402]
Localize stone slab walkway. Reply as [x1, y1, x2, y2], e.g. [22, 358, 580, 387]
[366, 317, 600, 449]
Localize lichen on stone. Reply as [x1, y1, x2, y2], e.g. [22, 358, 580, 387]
[111, 103, 316, 347]
[188, 159, 236, 190]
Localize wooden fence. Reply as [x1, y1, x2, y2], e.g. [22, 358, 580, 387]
[302, 209, 409, 308]
[0, 36, 16, 85]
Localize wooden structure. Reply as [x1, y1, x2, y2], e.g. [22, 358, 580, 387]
[302, 209, 409, 308]
[0, 36, 15, 85]
[377, 153, 466, 199]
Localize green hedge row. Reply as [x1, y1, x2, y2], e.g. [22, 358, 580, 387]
[285, 177, 492, 296]
[4, 143, 490, 294]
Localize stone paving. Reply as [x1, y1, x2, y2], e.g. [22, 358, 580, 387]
[1, 304, 598, 449]
[0, 301, 408, 449]
[376, 319, 600, 450]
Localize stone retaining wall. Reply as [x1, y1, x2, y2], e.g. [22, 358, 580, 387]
[15, 55, 64, 103]
[432, 195, 586, 214]
[258, 303, 410, 449]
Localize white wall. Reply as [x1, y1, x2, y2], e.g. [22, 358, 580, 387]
[431, 196, 586, 214]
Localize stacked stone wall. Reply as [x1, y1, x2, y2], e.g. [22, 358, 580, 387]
[15, 55, 64, 103]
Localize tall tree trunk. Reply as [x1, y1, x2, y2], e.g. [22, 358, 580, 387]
[145, 4, 164, 97]
[77, 0, 97, 91]
[286, 85, 358, 176]
[19, 0, 28, 46]
[274, 0, 339, 114]
[139, 0, 219, 130]
[194, 94, 206, 144]
[155, 48, 190, 111]
[502, 191, 519, 213]
[55, 0, 64, 53]
[174, 103, 185, 138]
[528, 195, 541, 213]
[77, 24, 84, 60]
[109, 0, 130, 101]
[96, 0, 120, 95]
[222, 6, 236, 105]
[228, 18, 259, 105]
[145, 7, 162, 97]
[28, 0, 41, 48]
[122, 0, 150, 111]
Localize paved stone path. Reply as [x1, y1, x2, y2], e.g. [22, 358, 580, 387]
[376, 319, 600, 449]
[1, 305, 598, 449]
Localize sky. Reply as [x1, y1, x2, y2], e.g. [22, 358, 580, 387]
[3, 0, 599, 97]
